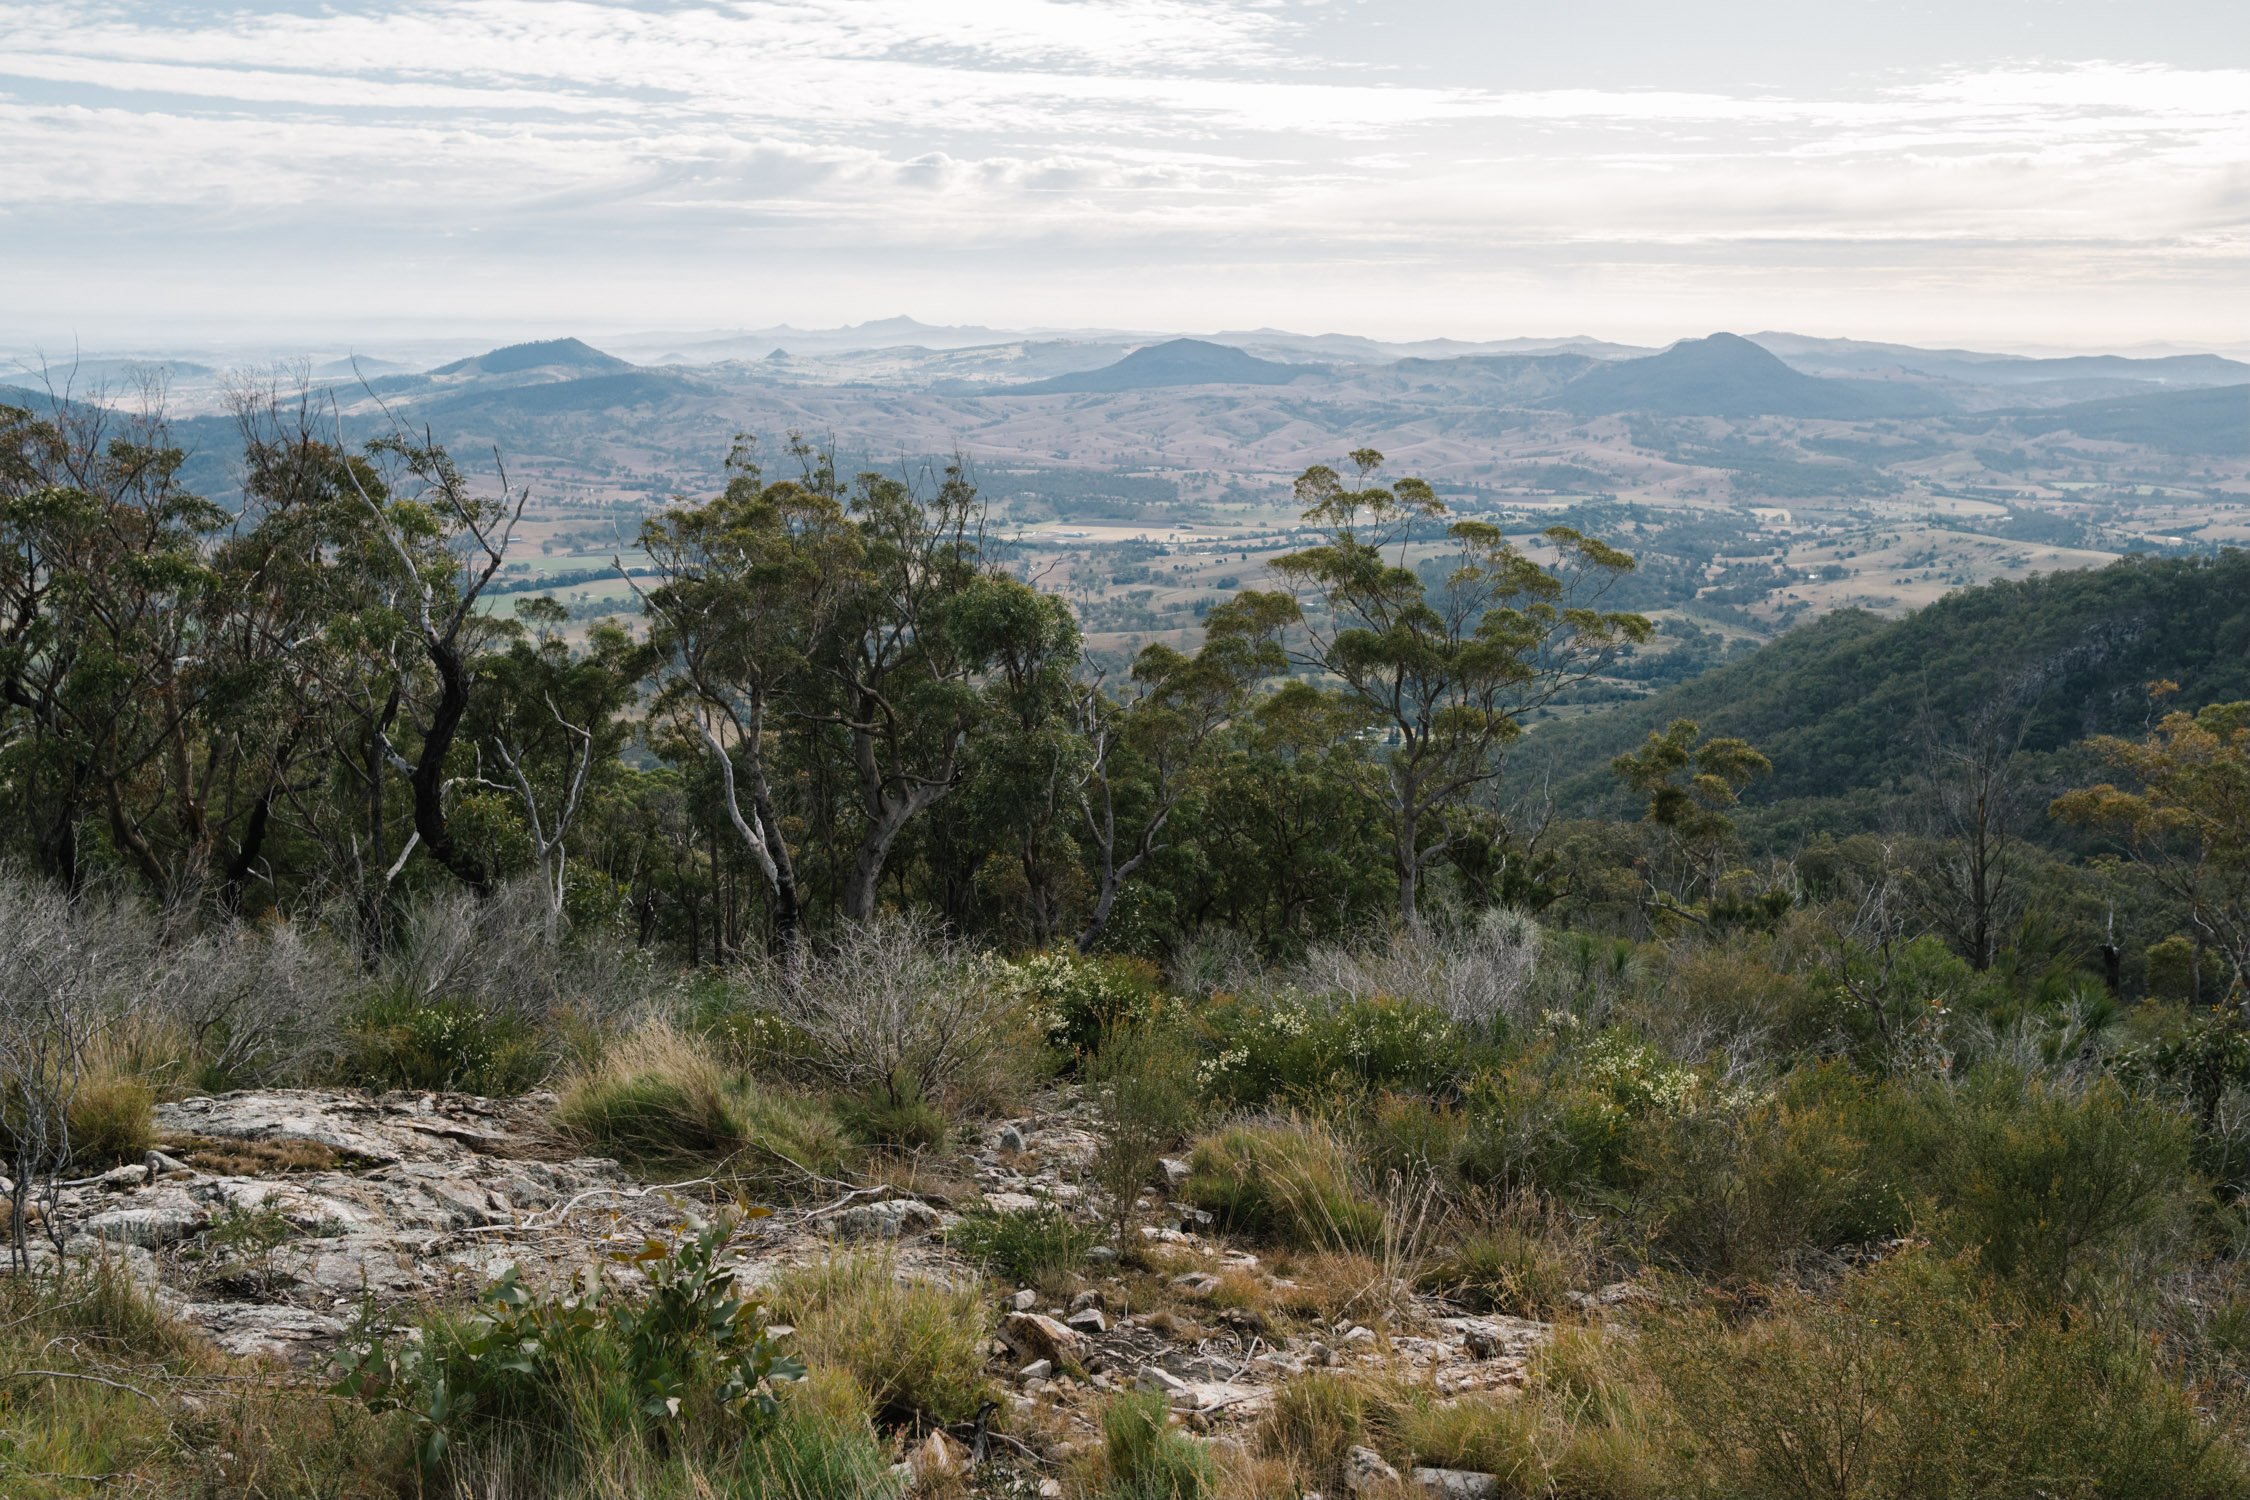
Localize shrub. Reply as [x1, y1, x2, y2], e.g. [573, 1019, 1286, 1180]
[993, 949, 1166, 1058]
[842, 1091, 950, 1148]
[334, 1215, 803, 1474]
[1644, 1250, 2250, 1500]
[948, 1203, 1094, 1286]
[768, 1251, 992, 1427]
[1183, 1118, 1384, 1252]
[1285, 911, 1540, 1030]
[1100, 1389, 1217, 1500]
[1089, 1021, 1203, 1239]
[340, 991, 545, 1094]
[741, 914, 1033, 1119]
[1926, 1069, 2194, 1306]
[1196, 991, 1461, 1109]
[1634, 1065, 1915, 1282]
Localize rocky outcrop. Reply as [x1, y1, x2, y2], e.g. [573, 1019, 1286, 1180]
[39, 1083, 1569, 1500]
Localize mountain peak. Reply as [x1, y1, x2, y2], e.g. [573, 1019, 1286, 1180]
[433, 337, 631, 378]
[1003, 337, 1310, 395]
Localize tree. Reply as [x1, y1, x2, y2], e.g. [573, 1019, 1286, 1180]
[1072, 590, 1289, 952]
[1908, 692, 2032, 970]
[1612, 717, 1771, 917]
[2052, 689, 2250, 1008]
[1267, 450, 1650, 925]
[632, 438, 851, 958]
[341, 418, 528, 897]
[469, 600, 646, 943]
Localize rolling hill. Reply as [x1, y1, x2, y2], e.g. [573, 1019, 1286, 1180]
[1543, 332, 1953, 420]
[432, 338, 633, 378]
[1513, 551, 2250, 840]
[1999, 384, 2250, 457]
[1004, 338, 1311, 394]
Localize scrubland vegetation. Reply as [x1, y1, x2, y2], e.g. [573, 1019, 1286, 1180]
[4, 394, 2250, 1495]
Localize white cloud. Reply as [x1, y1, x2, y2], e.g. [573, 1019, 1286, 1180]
[0, 1, 2242, 341]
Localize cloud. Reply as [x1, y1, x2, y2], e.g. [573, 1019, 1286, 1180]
[0, 2, 2242, 341]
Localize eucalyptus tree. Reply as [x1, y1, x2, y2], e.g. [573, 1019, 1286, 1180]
[1266, 450, 1650, 926]
[631, 438, 855, 956]
[0, 386, 331, 920]
[1072, 589, 1291, 952]
[468, 598, 648, 943]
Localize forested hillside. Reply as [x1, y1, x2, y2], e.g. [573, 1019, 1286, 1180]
[1516, 551, 2250, 837]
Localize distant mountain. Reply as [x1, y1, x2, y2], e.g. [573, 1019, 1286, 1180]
[432, 338, 632, 378]
[312, 355, 413, 378]
[1002, 338, 1312, 395]
[1543, 333, 1952, 419]
[1750, 333, 2250, 390]
[1513, 551, 2250, 842]
[2000, 383, 2250, 457]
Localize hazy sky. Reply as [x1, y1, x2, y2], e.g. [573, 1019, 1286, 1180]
[4, 1, 2246, 348]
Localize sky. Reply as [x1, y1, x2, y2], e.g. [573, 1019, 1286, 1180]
[2, 0, 2246, 350]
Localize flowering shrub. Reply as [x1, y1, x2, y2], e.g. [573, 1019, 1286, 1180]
[989, 950, 1165, 1059]
[1195, 991, 1459, 1108]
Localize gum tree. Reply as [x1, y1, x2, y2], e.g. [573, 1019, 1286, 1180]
[1264, 449, 1650, 926]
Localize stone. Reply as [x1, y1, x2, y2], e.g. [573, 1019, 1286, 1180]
[1346, 1445, 1402, 1493]
[95, 1163, 151, 1192]
[1156, 1156, 1192, 1187]
[80, 1202, 207, 1248]
[179, 1302, 347, 1363]
[1340, 1324, 1377, 1346]
[1065, 1307, 1107, 1334]
[1009, 1287, 1040, 1311]
[1018, 1358, 1054, 1382]
[1068, 1288, 1104, 1313]
[831, 1198, 940, 1240]
[1414, 1469, 1505, 1499]
[1003, 1311, 1089, 1366]
[1138, 1364, 1193, 1401]
[997, 1125, 1028, 1152]
[1084, 1244, 1117, 1264]
[1172, 1271, 1221, 1295]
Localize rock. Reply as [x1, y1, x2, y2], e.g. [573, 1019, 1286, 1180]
[1019, 1358, 1054, 1382]
[1084, 1244, 1117, 1264]
[913, 1428, 965, 1481]
[983, 1191, 1042, 1213]
[1172, 1271, 1221, 1295]
[1414, 1469, 1505, 1499]
[1009, 1287, 1039, 1311]
[1138, 1364, 1193, 1401]
[95, 1163, 152, 1193]
[1039, 1482, 1063, 1499]
[831, 1198, 940, 1241]
[145, 1150, 194, 1179]
[1065, 1307, 1107, 1334]
[1003, 1311, 1089, 1366]
[80, 1202, 207, 1247]
[1461, 1321, 1502, 1359]
[1156, 1156, 1192, 1187]
[1068, 1288, 1105, 1313]
[998, 1125, 1028, 1152]
[179, 1302, 347, 1362]
[1340, 1324, 1377, 1346]
[1346, 1445, 1402, 1493]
